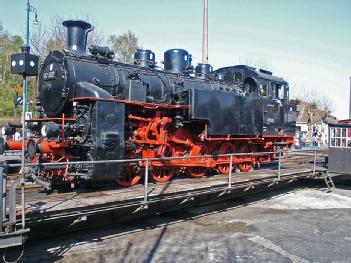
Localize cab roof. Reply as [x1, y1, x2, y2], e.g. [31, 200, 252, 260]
[215, 65, 288, 85]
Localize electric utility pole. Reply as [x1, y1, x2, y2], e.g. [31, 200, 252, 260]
[202, 0, 208, 64]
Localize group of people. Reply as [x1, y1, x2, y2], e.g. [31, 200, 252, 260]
[294, 131, 324, 148]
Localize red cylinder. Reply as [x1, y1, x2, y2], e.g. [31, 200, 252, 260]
[5, 140, 23, 151]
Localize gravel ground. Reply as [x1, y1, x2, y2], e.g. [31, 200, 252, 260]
[3, 183, 351, 263]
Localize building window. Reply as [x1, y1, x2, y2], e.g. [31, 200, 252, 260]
[330, 127, 351, 148]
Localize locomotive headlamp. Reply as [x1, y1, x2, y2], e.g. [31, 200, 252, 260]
[40, 125, 48, 137]
[1, 126, 16, 136]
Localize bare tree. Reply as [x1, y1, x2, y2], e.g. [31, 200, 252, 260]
[45, 17, 67, 52]
[238, 55, 273, 70]
[108, 31, 139, 63]
[320, 96, 333, 121]
[30, 23, 49, 57]
[294, 89, 333, 140]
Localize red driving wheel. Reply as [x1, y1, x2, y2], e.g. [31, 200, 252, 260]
[150, 145, 176, 183]
[217, 142, 236, 175]
[117, 165, 142, 187]
[186, 144, 209, 178]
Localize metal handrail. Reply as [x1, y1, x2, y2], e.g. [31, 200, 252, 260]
[4, 147, 320, 168]
[3, 147, 321, 207]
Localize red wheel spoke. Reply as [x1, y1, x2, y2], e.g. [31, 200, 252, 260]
[238, 145, 253, 173]
[151, 167, 174, 183]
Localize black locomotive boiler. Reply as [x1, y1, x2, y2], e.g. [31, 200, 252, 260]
[1, 19, 296, 188]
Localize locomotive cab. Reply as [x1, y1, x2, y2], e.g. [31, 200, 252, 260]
[212, 65, 295, 135]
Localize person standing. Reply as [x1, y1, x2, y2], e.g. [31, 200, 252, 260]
[312, 132, 317, 147]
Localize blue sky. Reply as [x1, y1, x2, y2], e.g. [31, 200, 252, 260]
[1, 0, 351, 118]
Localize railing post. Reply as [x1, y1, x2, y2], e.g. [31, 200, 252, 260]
[228, 154, 233, 189]
[21, 176, 25, 230]
[144, 159, 149, 203]
[0, 164, 6, 231]
[8, 177, 25, 229]
[278, 151, 281, 181]
[313, 148, 317, 175]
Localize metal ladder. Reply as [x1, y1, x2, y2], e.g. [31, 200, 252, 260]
[323, 172, 335, 192]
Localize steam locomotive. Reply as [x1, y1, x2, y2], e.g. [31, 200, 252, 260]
[0, 20, 296, 188]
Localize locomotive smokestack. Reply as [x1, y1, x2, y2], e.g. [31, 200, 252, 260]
[62, 19, 93, 54]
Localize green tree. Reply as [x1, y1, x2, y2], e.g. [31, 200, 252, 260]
[108, 31, 139, 63]
[11, 35, 24, 50]
[0, 22, 27, 118]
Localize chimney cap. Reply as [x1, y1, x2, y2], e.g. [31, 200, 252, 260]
[62, 19, 92, 31]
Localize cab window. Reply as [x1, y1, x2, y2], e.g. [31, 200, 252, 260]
[277, 84, 284, 99]
[260, 84, 268, 98]
[271, 83, 284, 100]
[269, 82, 275, 99]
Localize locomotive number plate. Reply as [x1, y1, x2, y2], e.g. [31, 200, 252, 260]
[266, 117, 275, 123]
[43, 70, 56, 81]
